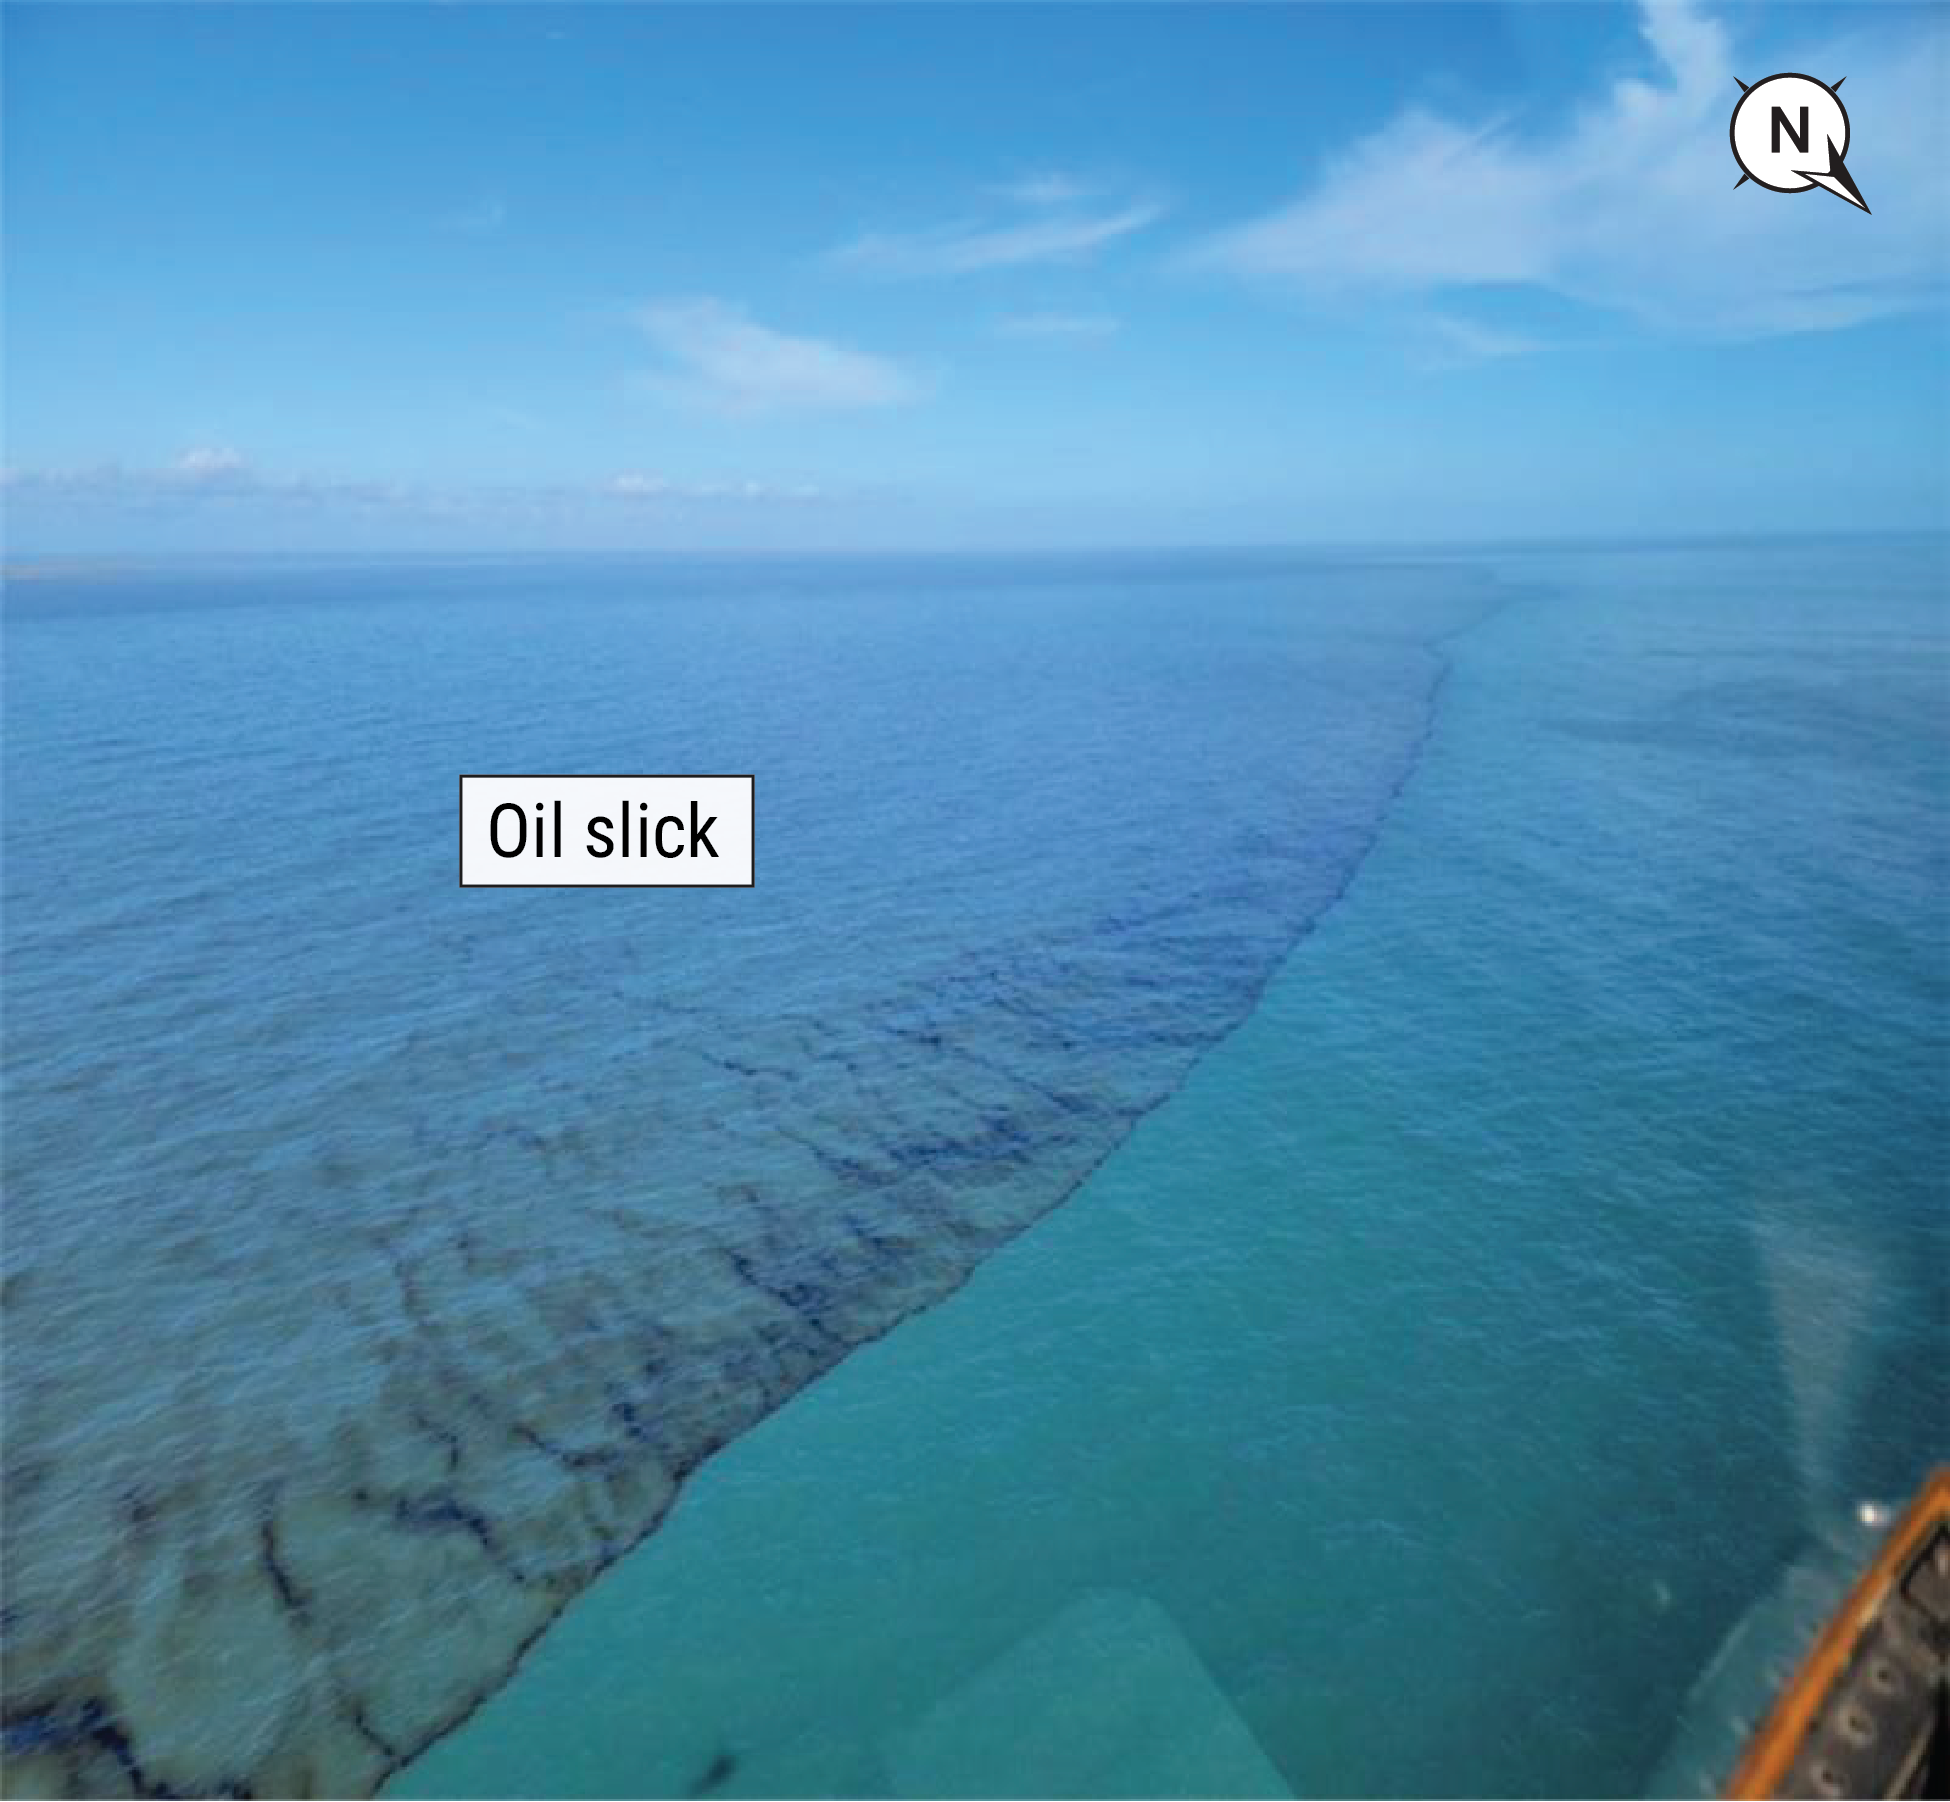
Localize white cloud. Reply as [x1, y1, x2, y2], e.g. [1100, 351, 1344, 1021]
[2, 448, 256, 497]
[440, 196, 507, 235]
[633, 299, 921, 415]
[605, 472, 824, 503]
[1420, 313, 1543, 366]
[477, 404, 546, 435]
[5, 457, 829, 517]
[3, 454, 403, 507]
[989, 172, 1094, 209]
[607, 472, 672, 498]
[832, 200, 1161, 276]
[170, 446, 250, 483]
[1186, 0, 1949, 337]
[993, 312, 1122, 340]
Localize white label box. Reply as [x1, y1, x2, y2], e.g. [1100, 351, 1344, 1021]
[459, 775, 754, 887]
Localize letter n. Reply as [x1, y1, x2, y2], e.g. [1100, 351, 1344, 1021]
[1772, 106, 1809, 154]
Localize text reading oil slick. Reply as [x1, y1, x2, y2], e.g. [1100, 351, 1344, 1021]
[459, 776, 754, 887]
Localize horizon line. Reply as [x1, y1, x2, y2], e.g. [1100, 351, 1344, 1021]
[6, 525, 1945, 581]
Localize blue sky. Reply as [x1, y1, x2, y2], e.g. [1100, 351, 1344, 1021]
[3, 1, 1945, 552]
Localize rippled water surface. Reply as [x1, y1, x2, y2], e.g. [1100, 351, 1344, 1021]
[4, 543, 1945, 1797]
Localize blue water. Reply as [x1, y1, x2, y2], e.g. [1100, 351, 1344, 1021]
[3, 542, 1944, 1797]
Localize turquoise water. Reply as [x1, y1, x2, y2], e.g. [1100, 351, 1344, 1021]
[4, 542, 1945, 1796]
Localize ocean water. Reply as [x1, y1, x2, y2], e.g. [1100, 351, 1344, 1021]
[2, 542, 1944, 1798]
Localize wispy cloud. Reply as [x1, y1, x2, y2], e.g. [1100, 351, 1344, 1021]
[993, 312, 1121, 341]
[988, 172, 1094, 209]
[3, 452, 402, 508]
[4, 455, 831, 516]
[1185, 0, 1948, 337]
[439, 195, 507, 235]
[475, 403, 547, 435]
[1418, 313, 1543, 367]
[632, 299, 921, 415]
[606, 472, 824, 503]
[832, 193, 1161, 277]
[170, 445, 251, 483]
